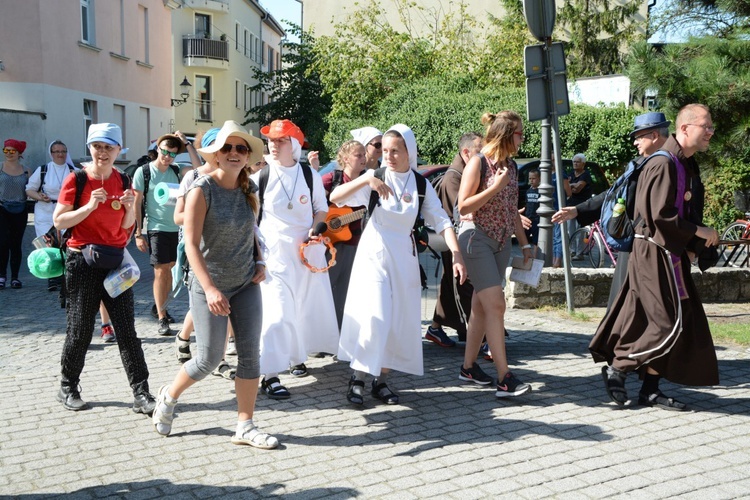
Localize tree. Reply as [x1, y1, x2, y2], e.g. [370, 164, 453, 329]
[650, 0, 750, 40]
[557, 0, 644, 77]
[244, 26, 331, 152]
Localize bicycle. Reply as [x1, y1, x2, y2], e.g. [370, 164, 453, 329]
[719, 212, 750, 267]
[569, 220, 619, 269]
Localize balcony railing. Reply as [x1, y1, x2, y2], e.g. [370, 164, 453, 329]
[183, 35, 229, 63]
[195, 99, 214, 123]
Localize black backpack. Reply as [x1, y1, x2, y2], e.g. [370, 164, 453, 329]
[38, 163, 76, 195]
[256, 163, 315, 223]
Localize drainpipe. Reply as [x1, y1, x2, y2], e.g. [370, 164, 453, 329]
[646, 0, 657, 39]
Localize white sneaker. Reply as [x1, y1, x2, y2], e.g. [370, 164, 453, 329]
[226, 338, 237, 356]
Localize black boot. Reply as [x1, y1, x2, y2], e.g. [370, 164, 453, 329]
[57, 380, 88, 411]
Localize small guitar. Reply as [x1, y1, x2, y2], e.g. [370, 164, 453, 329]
[323, 206, 367, 244]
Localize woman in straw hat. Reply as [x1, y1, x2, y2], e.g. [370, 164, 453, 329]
[152, 120, 278, 449]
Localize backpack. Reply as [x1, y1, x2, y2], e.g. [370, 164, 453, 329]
[600, 150, 670, 252]
[139, 163, 181, 228]
[38, 163, 76, 193]
[367, 167, 428, 252]
[257, 163, 314, 223]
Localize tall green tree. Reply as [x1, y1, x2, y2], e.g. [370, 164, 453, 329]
[557, 0, 644, 77]
[650, 0, 750, 40]
[244, 26, 331, 152]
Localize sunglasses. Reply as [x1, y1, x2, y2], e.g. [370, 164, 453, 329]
[159, 148, 178, 158]
[90, 143, 117, 152]
[219, 144, 250, 155]
[3, 148, 18, 155]
[368, 142, 382, 149]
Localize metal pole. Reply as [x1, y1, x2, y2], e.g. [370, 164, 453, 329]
[536, 120, 553, 266]
[544, 37, 574, 312]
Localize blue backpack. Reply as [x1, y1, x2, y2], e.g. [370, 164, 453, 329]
[600, 150, 670, 252]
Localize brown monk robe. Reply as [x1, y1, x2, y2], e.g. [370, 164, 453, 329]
[590, 134, 719, 389]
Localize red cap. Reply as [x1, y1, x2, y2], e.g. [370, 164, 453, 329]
[260, 119, 305, 145]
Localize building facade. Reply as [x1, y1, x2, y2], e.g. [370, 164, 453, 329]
[0, 0, 175, 167]
[171, 0, 284, 137]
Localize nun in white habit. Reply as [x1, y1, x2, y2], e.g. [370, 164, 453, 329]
[25, 141, 78, 236]
[330, 124, 466, 405]
[252, 119, 339, 400]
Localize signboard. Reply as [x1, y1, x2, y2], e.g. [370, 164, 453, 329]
[524, 43, 570, 122]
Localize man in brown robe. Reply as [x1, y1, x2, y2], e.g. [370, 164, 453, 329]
[590, 104, 721, 411]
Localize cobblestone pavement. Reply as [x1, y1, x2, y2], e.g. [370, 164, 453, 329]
[1, 224, 749, 499]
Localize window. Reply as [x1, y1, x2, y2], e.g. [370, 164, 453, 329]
[244, 85, 252, 112]
[114, 104, 126, 158]
[235, 80, 241, 109]
[244, 29, 249, 58]
[80, 0, 95, 44]
[83, 99, 98, 156]
[118, 0, 125, 55]
[255, 37, 260, 63]
[195, 13, 210, 38]
[195, 75, 212, 122]
[268, 47, 274, 73]
[139, 5, 149, 63]
[235, 23, 240, 51]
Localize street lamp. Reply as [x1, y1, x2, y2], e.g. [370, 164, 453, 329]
[170, 76, 192, 107]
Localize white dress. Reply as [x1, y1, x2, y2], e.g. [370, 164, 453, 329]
[25, 162, 77, 236]
[336, 169, 452, 376]
[252, 163, 339, 374]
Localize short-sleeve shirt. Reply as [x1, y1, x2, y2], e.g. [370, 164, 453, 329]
[567, 169, 593, 205]
[525, 187, 540, 221]
[132, 162, 180, 232]
[58, 170, 132, 249]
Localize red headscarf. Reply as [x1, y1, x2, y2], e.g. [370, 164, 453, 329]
[4, 139, 26, 154]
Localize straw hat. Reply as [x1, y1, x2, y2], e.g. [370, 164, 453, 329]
[197, 120, 264, 166]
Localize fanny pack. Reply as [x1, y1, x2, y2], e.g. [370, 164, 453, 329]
[81, 244, 124, 270]
[1, 201, 27, 214]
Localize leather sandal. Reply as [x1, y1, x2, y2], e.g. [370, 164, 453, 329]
[231, 425, 279, 449]
[211, 361, 236, 380]
[601, 365, 628, 407]
[347, 377, 365, 405]
[371, 380, 399, 405]
[638, 391, 687, 411]
[261, 376, 290, 399]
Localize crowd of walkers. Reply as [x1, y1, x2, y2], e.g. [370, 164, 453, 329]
[1, 103, 721, 450]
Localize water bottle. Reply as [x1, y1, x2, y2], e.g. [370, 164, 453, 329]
[612, 198, 626, 218]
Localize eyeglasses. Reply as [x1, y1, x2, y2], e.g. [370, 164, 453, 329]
[254, 160, 267, 167]
[159, 148, 178, 158]
[219, 144, 250, 155]
[51, 150, 68, 154]
[90, 143, 117, 152]
[686, 123, 716, 133]
[3, 148, 18, 155]
[633, 132, 654, 142]
[368, 142, 382, 149]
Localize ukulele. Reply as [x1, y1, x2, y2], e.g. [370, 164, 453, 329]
[323, 206, 367, 244]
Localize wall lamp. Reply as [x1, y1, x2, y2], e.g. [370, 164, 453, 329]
[170, 76, 192, 107]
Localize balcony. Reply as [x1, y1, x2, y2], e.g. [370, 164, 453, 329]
[194, 99, 214, 123]
[182, 0, 229, 14]
[182, 35, 229, 70]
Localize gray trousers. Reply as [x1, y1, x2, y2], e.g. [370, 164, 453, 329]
[185, 282, 262, 380]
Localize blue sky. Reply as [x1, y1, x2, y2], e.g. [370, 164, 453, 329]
[260, 0, 302, 35]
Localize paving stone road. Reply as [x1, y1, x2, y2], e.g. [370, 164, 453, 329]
[1, 222, 749, 499]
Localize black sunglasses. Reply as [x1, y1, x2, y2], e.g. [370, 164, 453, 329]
[369, 142, 382, 149]
[219, 144, 250, 155]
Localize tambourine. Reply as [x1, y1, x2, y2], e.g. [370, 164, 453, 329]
[299, 236, 337, 273]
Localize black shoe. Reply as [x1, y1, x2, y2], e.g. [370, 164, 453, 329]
[151, 304, 175, 323]
[459, 362, 493, 386]
[158, 318, 174, 336]
[133, 391, 157, 415]
[57, 384, 88, 411]
[371, 379, 399, 405]
[602, 366, 628, 407]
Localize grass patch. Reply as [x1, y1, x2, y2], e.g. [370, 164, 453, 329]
[710, 322, 750, 346]
[537, 305, 595, 322]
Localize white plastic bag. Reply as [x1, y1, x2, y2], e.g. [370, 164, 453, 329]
[104, 249, 140, 298]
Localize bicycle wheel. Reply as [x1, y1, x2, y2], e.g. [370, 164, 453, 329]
[719, 222, 749, 266]
[569, 228, 590, 266]
[588, 231, 605, 268]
